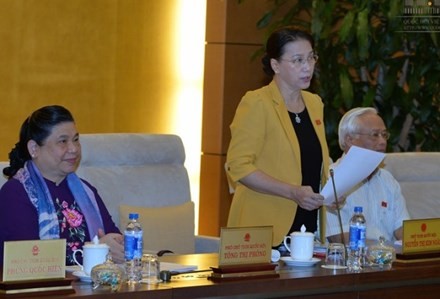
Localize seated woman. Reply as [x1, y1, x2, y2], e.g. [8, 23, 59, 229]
[0, 105, 124, 265]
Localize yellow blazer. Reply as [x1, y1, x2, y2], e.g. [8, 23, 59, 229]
[226, 80, 330, 246]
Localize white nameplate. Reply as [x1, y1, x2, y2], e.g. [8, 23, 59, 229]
[3, 239, 66, 281]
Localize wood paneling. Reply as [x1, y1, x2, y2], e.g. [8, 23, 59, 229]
[0, 0, 181, 160]
[199, 0, 274, 236]
[198, 154, 231, 236]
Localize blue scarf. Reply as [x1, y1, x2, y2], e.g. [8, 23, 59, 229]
[15, 161, 104, 240]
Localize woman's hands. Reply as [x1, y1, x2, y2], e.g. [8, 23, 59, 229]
[239, 170, 324, 210]
[98, 228, 124, 264]
[290, 186, 324, 210]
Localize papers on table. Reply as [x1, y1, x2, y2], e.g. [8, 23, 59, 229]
[66, 262, 198, 274]
[320, 146, 385, 205]
[160, 262, 197, 273]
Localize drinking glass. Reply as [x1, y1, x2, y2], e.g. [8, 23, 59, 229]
[324, 243, 346, 269]
[141, 254, 161, 284]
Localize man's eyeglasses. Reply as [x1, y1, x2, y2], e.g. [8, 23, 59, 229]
[352, 131, 391, 140]
[280, 54, 319, 68]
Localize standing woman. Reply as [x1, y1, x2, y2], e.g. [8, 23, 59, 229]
[0, 105, 124, 265]
[226, 27, 330, 247]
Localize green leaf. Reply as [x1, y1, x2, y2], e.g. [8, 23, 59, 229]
[362, 87, 376, 106]
[339, 69, 354, 107]
[387, 1, 401, 19]
[430, 32, 439, 48]
[339, 11, 355, 42]
[311, 10, 323, 37]
[257, 11, 274, 29]
[356, 9, 369, 60]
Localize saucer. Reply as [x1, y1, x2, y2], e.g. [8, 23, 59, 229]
[72, 270, 92, 283]
[280, 257, 321, 267]
[66, 265, 81, 272]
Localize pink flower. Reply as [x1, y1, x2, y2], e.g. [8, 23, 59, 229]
[69, 242, 81, 251]
[62, 208, 83, 228]
[61, 201, 69, 209]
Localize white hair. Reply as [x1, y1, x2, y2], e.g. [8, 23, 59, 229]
[338, 107, 378, 151]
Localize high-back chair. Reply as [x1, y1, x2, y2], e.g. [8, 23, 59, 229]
[0, 133, 219, 254]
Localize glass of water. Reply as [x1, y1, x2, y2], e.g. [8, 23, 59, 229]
[141, 254, 161, 284]
[324, 243, 346, 269]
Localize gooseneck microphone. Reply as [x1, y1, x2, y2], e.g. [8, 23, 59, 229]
[329, 169, 347, 258]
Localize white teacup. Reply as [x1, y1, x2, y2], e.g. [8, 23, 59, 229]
[283, 230, 314, 261]
[73, 243, 109, 275]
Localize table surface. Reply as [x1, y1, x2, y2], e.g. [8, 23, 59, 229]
[4, 253, 440, 299]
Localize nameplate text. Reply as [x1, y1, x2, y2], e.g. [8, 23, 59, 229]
[219, 226, 272, 266]
[403, 218, 440, 254]
[3, 239, 66, 281]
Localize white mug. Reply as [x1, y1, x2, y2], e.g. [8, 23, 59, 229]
[283, 231, 314, 261]
[73, 243, 109, 275]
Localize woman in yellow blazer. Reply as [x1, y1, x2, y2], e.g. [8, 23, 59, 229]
[226, 27, 330, 247]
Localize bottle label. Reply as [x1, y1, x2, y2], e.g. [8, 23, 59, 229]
[358, 225, 366, 248]
[124, 234, 136, 260]
[349, 224, 367, 250]
[124, 231, 143, 260]
[349, 225, 359, 250]
[134, 232, 143, 259]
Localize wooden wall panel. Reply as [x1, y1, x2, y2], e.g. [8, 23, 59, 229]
[198, 154, 230, 236]
[202, 44, 226, 155]
[0, 0, 181, 159]
[199, 0, 274, 236]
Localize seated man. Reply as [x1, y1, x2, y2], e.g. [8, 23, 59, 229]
[326, 107, 410, 243]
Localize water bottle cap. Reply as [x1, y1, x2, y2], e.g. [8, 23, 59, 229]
[129, 213, 139, 219]
[354, 206, 363, 213]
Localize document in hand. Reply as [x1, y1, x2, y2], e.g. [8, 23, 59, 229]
[320, 146, 385, 205]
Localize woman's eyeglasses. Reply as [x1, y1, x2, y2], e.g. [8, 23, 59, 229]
[280, 54, 319, 68]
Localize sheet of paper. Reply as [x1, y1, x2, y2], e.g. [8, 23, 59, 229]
[160, 262, 197, 273]
[320, 146, 385, 205]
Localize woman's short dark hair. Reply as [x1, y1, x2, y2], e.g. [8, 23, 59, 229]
[3, 105, 75, 178]
[262, 26, 314, 76]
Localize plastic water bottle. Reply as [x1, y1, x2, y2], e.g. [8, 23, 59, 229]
[124, 213, 143, 283]
[347, 206, 366, 272]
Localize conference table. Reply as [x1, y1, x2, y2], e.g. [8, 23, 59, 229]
[7, 253, 440, 299]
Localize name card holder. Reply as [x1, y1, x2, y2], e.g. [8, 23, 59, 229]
[1, 239, 74, 296]
[0, 278, 74, 296]
[209, 226, 279, 281]
[395, 219, 440, 265]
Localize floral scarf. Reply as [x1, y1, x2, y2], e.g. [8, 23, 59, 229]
[14, 160, 104, 240]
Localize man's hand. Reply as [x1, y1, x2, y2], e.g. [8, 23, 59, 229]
[328, 196, 347, 210]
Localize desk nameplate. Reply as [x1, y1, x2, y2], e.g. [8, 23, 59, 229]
[2, 239, 66, 282]
[402, 218, 440, 254]
[219, 226, 272, 266]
